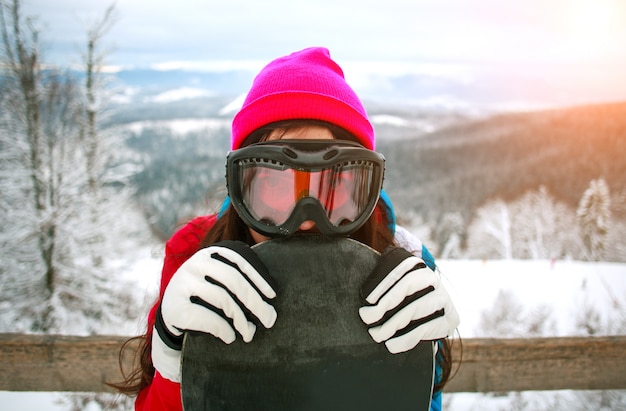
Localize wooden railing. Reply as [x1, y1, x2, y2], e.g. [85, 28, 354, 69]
[1, 333, 625, 393]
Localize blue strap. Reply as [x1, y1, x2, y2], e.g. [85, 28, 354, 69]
[421, 244, 436, 271]
[379, 189, 396, 236]
[218, 196, 231, 218]
[430, 389, 442, 411]
[430, 340, 444, 411]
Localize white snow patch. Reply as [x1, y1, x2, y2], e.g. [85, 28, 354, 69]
[219, 93, 246, 115]
[0, 392, 66, 411]
[144, 87, 215, 103]
[124, 118, 230, 136]
[371, 114, 438, 135]
[371, 114, 410, 127]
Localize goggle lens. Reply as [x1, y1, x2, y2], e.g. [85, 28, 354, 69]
[239, 161, 377, 227]
[226, 140, 385, 236]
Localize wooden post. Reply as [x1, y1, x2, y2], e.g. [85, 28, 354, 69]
[445, 336, 626, 392]
[2, 333, 626, 393]
[0, 333, 137, 392]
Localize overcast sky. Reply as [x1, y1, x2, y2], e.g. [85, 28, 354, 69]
[21, 0, 626, 71]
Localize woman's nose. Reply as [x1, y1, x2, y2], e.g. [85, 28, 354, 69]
[298, 220, 316, 231]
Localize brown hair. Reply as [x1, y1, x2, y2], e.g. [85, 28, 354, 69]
[111, 120, 455, 395]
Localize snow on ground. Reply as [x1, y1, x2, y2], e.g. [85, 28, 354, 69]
[2, 392, 67, 411]
[115, 244, 163, 334]
[439, 259, 626, 338]
[2, 258, 625, 410]
[439, 259, 626, 410]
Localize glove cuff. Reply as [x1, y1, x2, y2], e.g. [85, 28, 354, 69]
[155, 305, 185, 350]
[151, 326, 183, 383]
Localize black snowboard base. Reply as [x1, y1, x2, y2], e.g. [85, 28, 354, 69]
[181, 235, 435, 411]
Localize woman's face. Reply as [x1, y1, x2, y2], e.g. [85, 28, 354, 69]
[248, 125, 334, 244]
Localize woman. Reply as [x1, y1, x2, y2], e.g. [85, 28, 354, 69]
[115, 47, 459, 411]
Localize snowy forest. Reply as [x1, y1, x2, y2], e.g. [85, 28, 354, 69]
[1, 1, 625, 410]
[0, 1, 151, 336]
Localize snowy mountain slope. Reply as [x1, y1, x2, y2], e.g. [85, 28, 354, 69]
[380, 101, 626, 226]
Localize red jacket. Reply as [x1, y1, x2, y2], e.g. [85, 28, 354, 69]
[135, 215, 217, 411]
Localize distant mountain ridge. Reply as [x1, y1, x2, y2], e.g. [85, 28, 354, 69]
[113, 68, 253, 95]
[107, 65, 623, 113]
[379, 101, 626, 225]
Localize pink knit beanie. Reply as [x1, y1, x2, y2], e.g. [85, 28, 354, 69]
[231, 47, 375, 150]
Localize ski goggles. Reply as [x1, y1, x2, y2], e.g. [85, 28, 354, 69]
[226, 140, 385, 237]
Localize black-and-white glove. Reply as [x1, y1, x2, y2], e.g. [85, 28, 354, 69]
[152, 240, 277, 382]
[359, 247, 459, 354]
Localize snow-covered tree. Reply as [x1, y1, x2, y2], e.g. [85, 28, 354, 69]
[511, 186, 577, 260]
[466, 186, 579, 260]
[577, 178, 610, 261]
[436, 211, 464, 259]
[465, 198, 513, 259]
[0, 0, 149, 334]
[476, 289, 556, 337]
[82, 4, 117, 195]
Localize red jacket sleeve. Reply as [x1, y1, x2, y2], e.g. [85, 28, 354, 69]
[159, 215, 218, 299]
[136, 215, 218, 411]
[135, 372, 182, 411]
[146, 214, 218, 329]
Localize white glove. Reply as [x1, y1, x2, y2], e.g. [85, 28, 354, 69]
[359, 247, 459, 354]
[152, 240, 277, 382]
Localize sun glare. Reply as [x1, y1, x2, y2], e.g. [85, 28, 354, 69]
[564, 0, 625, 59]
[569, 0, 614, 31]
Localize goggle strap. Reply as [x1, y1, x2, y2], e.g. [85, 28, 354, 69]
[294, 170, 311, 201]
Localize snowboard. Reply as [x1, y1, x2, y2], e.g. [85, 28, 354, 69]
[181, 235, 435, 411]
